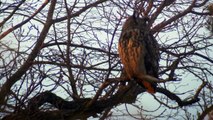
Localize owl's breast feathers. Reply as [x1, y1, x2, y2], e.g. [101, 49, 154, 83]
[118, 29, 146, 77]
[118, 27, 159, 93]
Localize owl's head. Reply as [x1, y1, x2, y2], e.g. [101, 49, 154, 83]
[122, 12, 149, 30]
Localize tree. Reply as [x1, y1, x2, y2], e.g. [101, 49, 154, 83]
[0, 0, 212, 119]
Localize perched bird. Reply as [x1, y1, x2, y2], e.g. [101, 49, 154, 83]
[118, 12, 159, 93]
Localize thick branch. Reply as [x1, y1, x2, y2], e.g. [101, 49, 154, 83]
[3, 81, 202, 119]
[2, 82, 142, 119]
[198, 105, 213, 120]
[156, 88, 199, 107]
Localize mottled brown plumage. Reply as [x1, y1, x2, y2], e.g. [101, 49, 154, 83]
[118, 14, 159, 93]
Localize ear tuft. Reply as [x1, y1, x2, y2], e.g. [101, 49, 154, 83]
[133, 10, 139, 19]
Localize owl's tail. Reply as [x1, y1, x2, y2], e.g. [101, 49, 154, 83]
[137, 80, 156, 94]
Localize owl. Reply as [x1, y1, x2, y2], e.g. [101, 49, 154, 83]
[118, 13, 159, 93]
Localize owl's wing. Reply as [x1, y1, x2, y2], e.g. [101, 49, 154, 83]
[143, 33, 159, 92]
[144, 33, 159, 78]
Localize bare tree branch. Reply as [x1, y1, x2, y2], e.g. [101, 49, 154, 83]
[2, 80, 203, 119]
[0, 0, 49, 40]
[0, 0, 56, 105]
[0, 0, 212, 119]
[198, 105, 213, 120]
